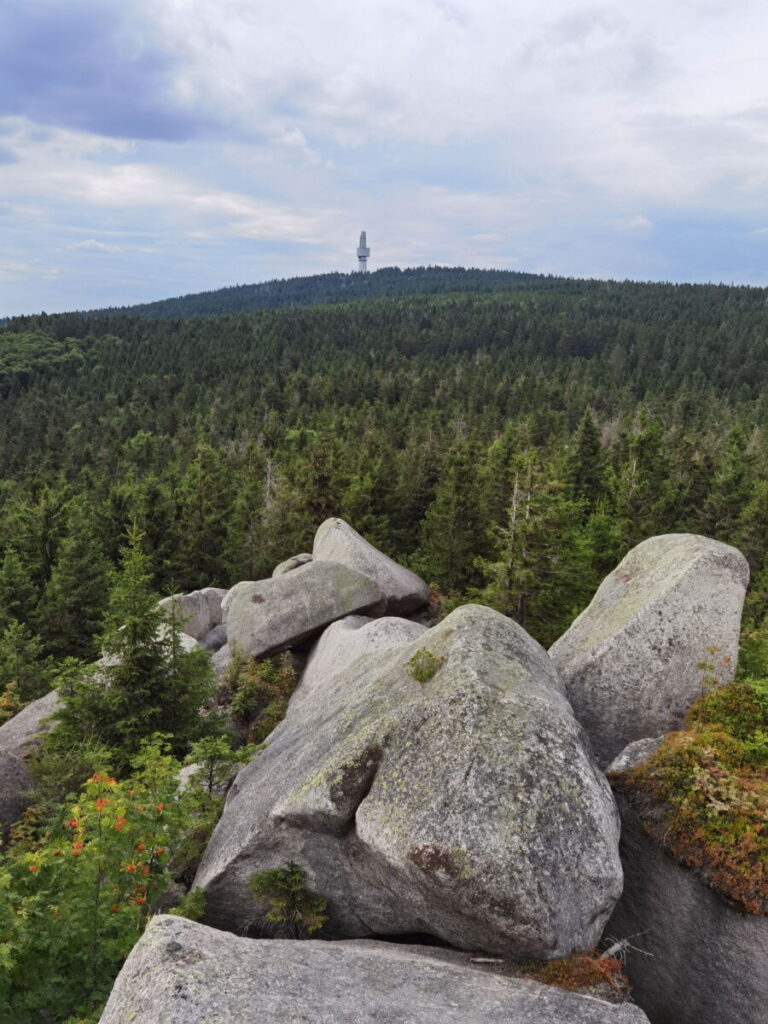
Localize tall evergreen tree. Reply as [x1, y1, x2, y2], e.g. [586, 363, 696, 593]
[566, 410, 605, 510]
[36, 498, 110, 660]
[54, 529, 215, 767]
[416, 441, 486, 591]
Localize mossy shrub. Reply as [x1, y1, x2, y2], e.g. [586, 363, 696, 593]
[223, 650, 297, 744]
[625, 677, 768, 914]
[519, 951, 628, 994]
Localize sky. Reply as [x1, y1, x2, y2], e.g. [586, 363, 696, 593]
[1, 0, 768, 316]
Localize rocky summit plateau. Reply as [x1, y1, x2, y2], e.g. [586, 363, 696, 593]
[66, 518, 760, 1024]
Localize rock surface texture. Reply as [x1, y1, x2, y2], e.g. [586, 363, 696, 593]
[195, 604, 622, 958]
[224, 560, 385, 660]
[294, 614, 426, 707]
[313, 517, 431, 615]
[604, 776, 767, 1024]
[549, 534, 749, 765]
[272, 552, 313, 576]
[0, 689, 60, 832]
[158, 587, 227, 641]
[98, 915, 650, 1024]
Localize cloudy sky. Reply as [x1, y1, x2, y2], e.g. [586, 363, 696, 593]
[1, 0, 767, 315]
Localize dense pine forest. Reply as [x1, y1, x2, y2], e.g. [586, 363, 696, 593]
[2, 268, 768, 1021]
[2, 269, 768, 673]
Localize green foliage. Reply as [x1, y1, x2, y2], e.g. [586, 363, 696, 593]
[0, 736, 210, 1022]
[407, 648, 444, 684]
[36, 498, 110, 661]
[224, 650, 297, 745]
[248, 862, 328, 938]
[167, 887, 206, 921]
[624, 677, 768, 914]
[0, 619, 58, 705]
[51, 529, 216, 770]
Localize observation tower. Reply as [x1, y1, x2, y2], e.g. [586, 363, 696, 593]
[357, 231, 370, 273]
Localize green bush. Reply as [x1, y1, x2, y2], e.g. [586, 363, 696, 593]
[224, 650, 297, 744]
[248, 862, 327, 938]
[625, 676, 768, 914]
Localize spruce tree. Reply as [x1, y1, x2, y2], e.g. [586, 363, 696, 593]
[566, 410, 605, 509]
[54, 529, 215, 767]
[416, 441, 486, 592]
[36, 498, 110, 660]
[0, 547, 37, 630]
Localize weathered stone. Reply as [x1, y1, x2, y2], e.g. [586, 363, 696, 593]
[313, 517, 430, 615]
[195, 605, 621, 958]
[201, 587, 227, 625]
[272, 552, 313, 577]
[605, 737, 664, 776]
[0, 690, 60, 834]
[200, 623, 227, 651]
[604, 777, 767, 1024]
[293, 614, 426, 708]
[0, 689, 60, 757]
[158, 588, 227, 642]
[211, 643, 232, 683]
[549, 534, 749, 766]
[98, 916, 650, 1024]
[224, 560, 385, 661]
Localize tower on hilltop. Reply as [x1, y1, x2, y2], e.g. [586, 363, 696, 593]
[357, 231, 370, 273]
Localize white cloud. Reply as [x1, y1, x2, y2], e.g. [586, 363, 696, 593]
[68, 238, 123, 252]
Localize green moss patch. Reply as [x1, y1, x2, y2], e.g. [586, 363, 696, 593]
[621, 678, 768, 914]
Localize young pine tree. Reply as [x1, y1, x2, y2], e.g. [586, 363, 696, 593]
[54, 528, 215, 768]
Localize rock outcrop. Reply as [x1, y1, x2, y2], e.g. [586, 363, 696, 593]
[158, 587, 227, 642]
[0, 689, 60, 832]
[272, 552, 313, 577]
[549, 534, 749, 765]
[195, 605, 622, 958]
[313, 517, 430, 615]
[604, 743, 767, 1024]
[293, 614, 426, 707]
[224, 560, 385, 660]
[98, 915, 650, 1024]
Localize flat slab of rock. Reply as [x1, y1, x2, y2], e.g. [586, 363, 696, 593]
[195, 605, 622, 958]
[550, 534, 749, 765]
[314, 517, 430, 615]
[224, 560, 385, 660]
[604, 778, 767, 1024]
[98, 916, 649, 1024]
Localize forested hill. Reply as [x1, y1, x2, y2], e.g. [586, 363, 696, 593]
[87, 266, 572, 319]
[1, 278, 768, 665]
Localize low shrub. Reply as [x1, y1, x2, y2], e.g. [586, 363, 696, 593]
[224, 650, 297, 744]
[519, 950, 628, 994]
[248, 862, 327, 938]
[624, 676, 768, 914]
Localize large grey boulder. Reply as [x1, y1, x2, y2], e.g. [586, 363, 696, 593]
[224, 560, 385, 661]
[99, 915, 649, 1024]
[313, 517, 430, 615]
[195, 605, 622, 958]
[272, 552, 313, 577]
[0, 689, 60, 832]
[604, 747, 767, 1024]
[293, 614, 426, 707]
[549, 534, 749, 766]
[158, 587, 228, 642]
